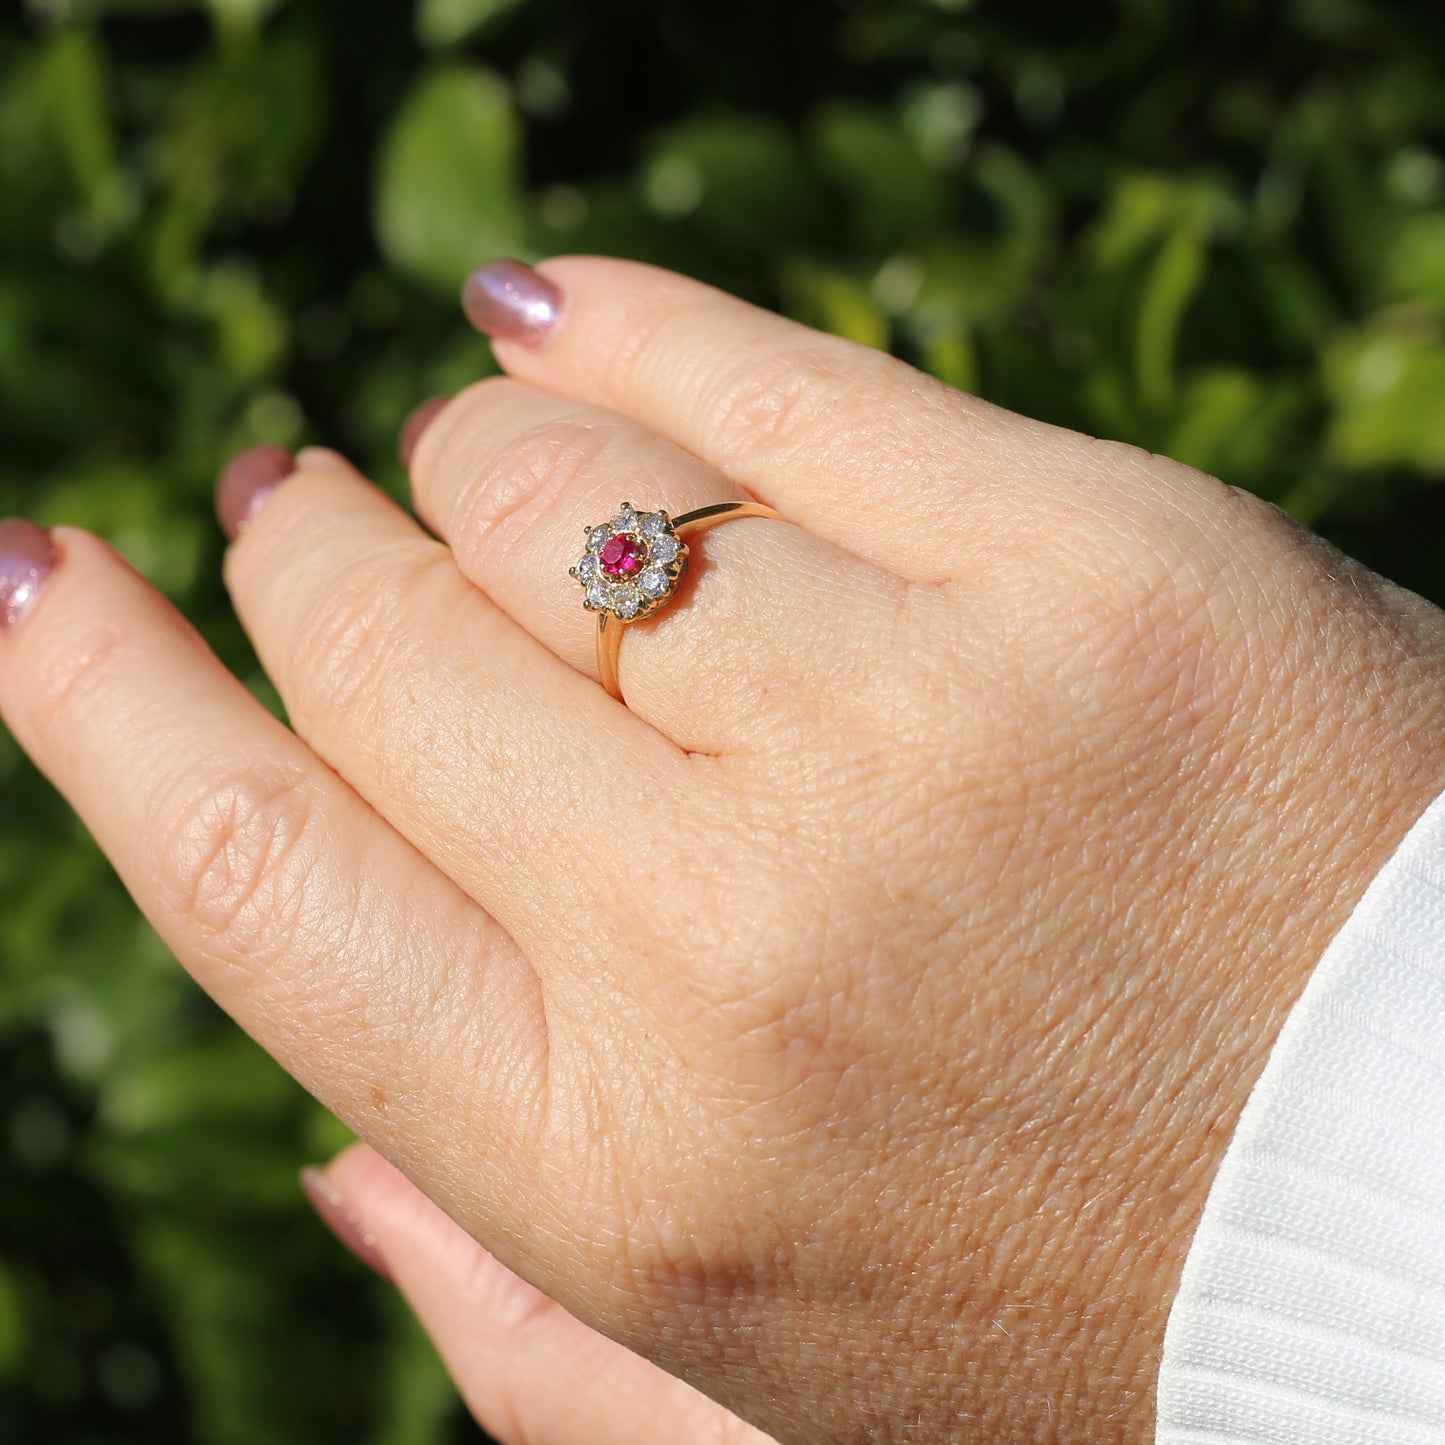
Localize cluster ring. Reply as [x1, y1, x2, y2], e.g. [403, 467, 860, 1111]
[569, 500, 785, 703]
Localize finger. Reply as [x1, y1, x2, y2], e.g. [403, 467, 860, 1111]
[0, 522, 547, 1170]
[408, 378, 897, 752]
[317, 1143, 775, 1445]
[463, 256, 1113, 583]
[220, 448, 689, 961]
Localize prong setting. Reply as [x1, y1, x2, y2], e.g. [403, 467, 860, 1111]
[573, 503, 689, 622]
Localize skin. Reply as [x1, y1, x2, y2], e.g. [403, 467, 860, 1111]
[3, 257, 1445, 1443]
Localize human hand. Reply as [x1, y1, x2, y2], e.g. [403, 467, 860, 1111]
[3, 257, 1444, 1442]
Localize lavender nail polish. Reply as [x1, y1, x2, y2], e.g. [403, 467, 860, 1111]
[300, 1165, 393, 1282]
[0, 519, 58, 629]
[216, 445, 297, 542]
[461, 259, 562, 346]
[399, 396, 451, 468]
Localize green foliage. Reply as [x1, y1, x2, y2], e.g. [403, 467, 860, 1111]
[376, 64, 524, 291]
[2, 1, 1445, 1441]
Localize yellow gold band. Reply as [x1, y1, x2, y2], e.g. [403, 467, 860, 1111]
[597, 500, 784, 703]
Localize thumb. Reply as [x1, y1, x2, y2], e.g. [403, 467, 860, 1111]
[304, 1141, 773, 1445]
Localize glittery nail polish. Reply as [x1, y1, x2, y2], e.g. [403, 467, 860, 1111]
[399, 396, 451, 467]
[300, 1165, 393, 1282]
[0, 519, 57, 630]
[215, 445, 297, 541]
[461, 259, 562, 346]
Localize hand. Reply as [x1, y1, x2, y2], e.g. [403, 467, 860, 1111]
[3, 257, 1443, 1442]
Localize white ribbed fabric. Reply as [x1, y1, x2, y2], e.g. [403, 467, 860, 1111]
[1157, 789, 1445, 1443]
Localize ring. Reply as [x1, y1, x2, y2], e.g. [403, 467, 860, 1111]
[570, 500, 784, 702]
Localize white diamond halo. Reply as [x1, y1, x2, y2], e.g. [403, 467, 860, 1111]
[570, 503, 690, 623]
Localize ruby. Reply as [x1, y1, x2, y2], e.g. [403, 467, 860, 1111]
[599, 534, 644, 578]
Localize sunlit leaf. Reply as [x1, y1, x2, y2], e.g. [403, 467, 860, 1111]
[204, 0, 288, 33]
[1164, 367, 1308, 491]
[1325, 320, 1445, 475]
[374, 64, 525, 292]
[781, 260, 889, 348]
[416, 0, 528, 48]
[1135, 225, 1205, 409]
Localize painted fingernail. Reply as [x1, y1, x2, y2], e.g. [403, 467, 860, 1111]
[216, 445, 297, 542]
[0, 519, 58, 630]
[300, 1165, 393, 1282]
[461, 259, 562, 346]
[399, 396, 451, 467]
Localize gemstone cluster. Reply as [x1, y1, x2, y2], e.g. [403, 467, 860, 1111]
[571, 503, 689, 622]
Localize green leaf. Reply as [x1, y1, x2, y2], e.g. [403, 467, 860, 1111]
[0, 1257, 25, 1381]
[1325, 320, 1445, 475]
[1135, 225, 1205, 410]
[811, 102, 948, 249]
[100, 1030, 295, 1136]
[1388, 212, 1445, 308]
[205, 0, 288, 35]
[374, 65, 525, 292]
[640, 113, 821, 254]
[781, 260, 889, 348]
[416, 0, 528, 49]
[40, 28, 118, 214]
[1163, 367, 1308, 491]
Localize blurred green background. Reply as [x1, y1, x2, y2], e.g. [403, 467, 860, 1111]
[2, 0, 1444, 1440]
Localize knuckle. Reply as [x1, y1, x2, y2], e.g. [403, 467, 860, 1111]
[598, 282, 694, 405]
[286, 545, 448, 723]
[158, 766, 322, 951]
[705, 341, 849, 459]
[702, 341, 883, 469]
[458, 412, 627, 551]
[26, 620, 131, 740]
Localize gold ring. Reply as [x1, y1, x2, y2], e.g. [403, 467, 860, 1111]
[569, 500, 784, 703]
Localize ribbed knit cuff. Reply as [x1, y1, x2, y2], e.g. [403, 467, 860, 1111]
[1157, 788, 1445, 1443]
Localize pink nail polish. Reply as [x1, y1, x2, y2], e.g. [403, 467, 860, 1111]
[399, 396, 451, 468]
[300, 1165, 393, 1282]
[461, 259, 562, 346]
[216, 445, 298, 542]
[0, 519, 58, 630]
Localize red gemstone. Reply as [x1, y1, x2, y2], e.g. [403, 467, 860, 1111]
[599, 534, 644, 577]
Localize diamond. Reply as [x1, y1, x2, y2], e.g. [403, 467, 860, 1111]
[614, 586, 641, 619]
[587, 525, 611, 552]
[649, 535, 680, 565]
[639, 568, 669, 598]
[641, 512, 668, 538]
[576, 555, 599, 583]
[585, 580, 609, 610]
[610, 505, 639, 533]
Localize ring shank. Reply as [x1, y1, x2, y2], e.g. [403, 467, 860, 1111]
[596, 500, 784, 703]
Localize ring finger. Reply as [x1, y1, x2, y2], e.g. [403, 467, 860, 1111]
[408, 377, 899, 754]
[220, 448, 682, 963]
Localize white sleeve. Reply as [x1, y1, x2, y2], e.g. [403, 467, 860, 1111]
[1156, 789, 1445, 1444]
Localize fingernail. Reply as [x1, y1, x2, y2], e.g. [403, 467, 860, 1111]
[300, 1165, 393, 1282]
[0, 519, 58, 630]
[461, 259, 562, 346]
[399, 396, 451, 468]
[216, 445, 298, 542]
